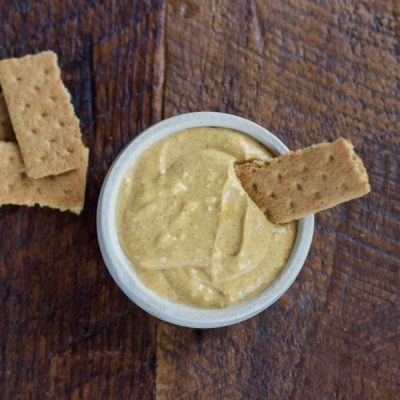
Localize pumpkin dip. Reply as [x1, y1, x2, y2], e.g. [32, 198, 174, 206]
[117, 127, 296, 308]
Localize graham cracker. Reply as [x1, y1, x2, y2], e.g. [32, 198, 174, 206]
[0, 142, 89, 214]
[235, 138, 370, 223]
[0, 51, 85, 179]
[0, 92, 15, 141]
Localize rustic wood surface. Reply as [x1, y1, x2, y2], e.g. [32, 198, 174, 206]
[0, 0, 399, 399]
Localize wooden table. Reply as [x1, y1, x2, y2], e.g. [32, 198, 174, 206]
[1, 1, 399, 398]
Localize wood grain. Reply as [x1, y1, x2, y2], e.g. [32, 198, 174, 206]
[0, 0, 399, 399]
[0, 1, 165, 398]
[157, 0, 400, 399]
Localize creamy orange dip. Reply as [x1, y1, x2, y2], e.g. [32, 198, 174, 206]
[117, 127, 296, 308]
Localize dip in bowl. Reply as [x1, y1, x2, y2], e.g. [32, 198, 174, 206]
[97, 112, 314, 328]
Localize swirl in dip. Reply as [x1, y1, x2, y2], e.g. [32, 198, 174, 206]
[117, 127, 296, 308]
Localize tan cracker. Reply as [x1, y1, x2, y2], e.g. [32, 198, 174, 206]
[0, 51, 85, 178]
[0, 142, 89, 214]
[235, 138, 370, 223]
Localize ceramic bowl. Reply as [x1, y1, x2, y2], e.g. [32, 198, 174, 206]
[97, 112, 314, 328]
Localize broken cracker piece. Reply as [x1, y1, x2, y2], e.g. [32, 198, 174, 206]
[0, 51, 85, 179]
[0, 142, 88, 214]
[0, 92, 15, 141]
[235, 138, 370, 223]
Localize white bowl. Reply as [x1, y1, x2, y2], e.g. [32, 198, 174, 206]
[97, 112, 314, 328]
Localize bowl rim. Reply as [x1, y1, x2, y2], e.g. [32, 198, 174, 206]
[97, 112, 314, 328]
